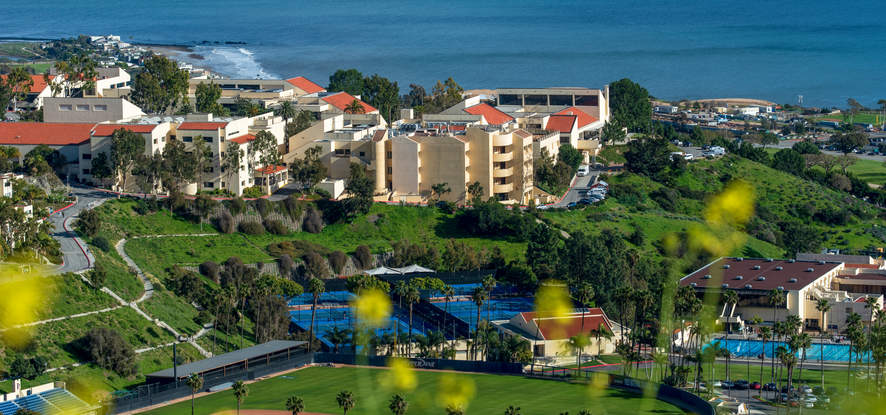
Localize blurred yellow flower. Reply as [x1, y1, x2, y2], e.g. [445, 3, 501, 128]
[586, 371, 611, 399]
[436, 373, 475, 410]
[704, 180, 754, 227]
[0, 265, 51, 350]
[351, 288, 391, 327]
[382, 358, 418, 392]
[533, 280, 572, 339]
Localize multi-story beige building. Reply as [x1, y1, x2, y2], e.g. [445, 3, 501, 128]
[79, 123, 171, 189]
[43, 97, 144, 124]
[390, 125, 534, 204]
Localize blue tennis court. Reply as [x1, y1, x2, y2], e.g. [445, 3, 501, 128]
[429, 297, 534, 330]
[706, 338, 870, 362]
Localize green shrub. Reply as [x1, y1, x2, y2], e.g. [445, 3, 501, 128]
[242, 186, 265, 199]
[92, 236, 111, 252]
[239, 221, 265, 235]
[264, 219, 288, 235]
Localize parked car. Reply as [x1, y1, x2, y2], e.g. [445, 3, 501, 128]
[800, 385, 813, 394]
[683, 153, 694, 160]
[750, 382, 762, 390]
[721, 381, 734, 389]
[577, 165, 589, 177]
[733, 380, 749, 390]
[804, 395, 817, 403]
[763, 383, 777, 391]
[712, 380, 723, 388]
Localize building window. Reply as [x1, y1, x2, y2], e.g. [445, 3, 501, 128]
[82, 169, 91, 174]
[359, 151, 365, 157]
[549, 95, 572, 106]
[203, 182, 214, 188]
[221, 182, 226, 188]
[203, 136, 213, 143]
[204, 167, 214, 173]
[82, 153, 91, 160]
[183, 136, 193, 142]
[59, 104, 72, 111]
[75, 104, 90, 111]
[524, 94, 546, 106]
[386, 167, 392, 174]
[386, 151, 392, 159]
[94, 105, 107, 111]
[498, 94, 520, 106]
[574, 94, 599, 106]
[496, 193, 508, 201]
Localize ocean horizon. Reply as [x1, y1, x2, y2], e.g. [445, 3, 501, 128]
[2, 0, 885, 108]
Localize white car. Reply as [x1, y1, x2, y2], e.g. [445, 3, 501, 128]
[577, 165, 589, 177]
[683, 153, 694, 160]
[597, 180, 609, 188]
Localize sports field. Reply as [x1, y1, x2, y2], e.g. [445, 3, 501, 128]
[141, 366, 686, 415]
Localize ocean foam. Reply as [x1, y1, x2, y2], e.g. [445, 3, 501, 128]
[195, 46, 276, 79]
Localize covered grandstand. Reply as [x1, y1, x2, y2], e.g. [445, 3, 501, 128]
[145, 340, 305, 385]
[0, 387, 96, 415]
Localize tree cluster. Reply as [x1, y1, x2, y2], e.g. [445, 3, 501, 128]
[328, 69, 400, 122]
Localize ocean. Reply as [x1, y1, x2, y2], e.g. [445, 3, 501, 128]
[1, 0, 884, 108]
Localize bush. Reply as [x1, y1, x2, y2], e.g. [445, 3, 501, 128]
[303, 206, 324, 233]
[199, 261, 220, 283]
[7, 355, 47, 380]
[76, 328, 136, 376]
[354, 245, 372, 269]
[216, 209, 235, 233]
[229, 197, 247, 215]
[76, 209, 101, 237]
[242, 186, 265, 199]
[329, 251, 348, 274]
[239, 221, 265, 235]
[268, 240, 331, 259]
[264, 219, 288, 235]
[278, 254, 295, 277]
[195, 310, 213, 326]
[303, 251, 329, 278]
[314, 188, 332, 199]
[254, 198, 271, 217]
[91, 236, 111, 252]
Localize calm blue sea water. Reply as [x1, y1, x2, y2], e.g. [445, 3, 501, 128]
[1, 0, 884, 107]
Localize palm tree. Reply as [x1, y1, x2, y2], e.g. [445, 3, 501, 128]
[759, 326, 771, 387]
[344, 99, 365, 114]
[815, 298, 831, 388]
[471, 287, 488, 360]
[721, 289, 739, 381]
[865, 297, 878, 380]
[327, 327, 351, 353]
[232, 380, 248, 415]
[286, 396, 305, 415]
[442, 284, 455, 350]
[307, 277, 325, 352]
[482, 275, 497, 322]
[186, 374, 203, 415]
[566, 334, 590, 370]
[336, 390, 355, 415]
[504, 405, 521, 415]
[575, 282, 595, 368]
[847, 312, 863, 390]
[278, 101, 296, 123]
[795, 332, 812, 387]
[405, 285, 420, 357]
[590, 323, 613, 361]
[767, 289, 785, 382]
[388, 394, 408, 415]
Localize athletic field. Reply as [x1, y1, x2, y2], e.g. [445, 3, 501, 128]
[140, 366, 685, 415]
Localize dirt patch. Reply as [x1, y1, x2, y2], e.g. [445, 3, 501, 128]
[212, 411, 333, 415]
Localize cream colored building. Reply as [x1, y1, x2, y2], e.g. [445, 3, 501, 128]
[495, 309, 620, 358]
[43, 97, 144, 124]
[79, 123, 171, 189]
[390, 125, 534, 204]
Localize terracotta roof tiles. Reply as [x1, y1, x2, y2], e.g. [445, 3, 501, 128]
[463, 103, 513, 125]
[0, 122, 95, 146]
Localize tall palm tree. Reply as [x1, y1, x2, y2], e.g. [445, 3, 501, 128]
[566, 334, 590, 370]
[795, 332, 812, 387]
[482, 275, 497, 322]
[815, 298, 831, 388]
[721, 289, 739, 381]
[278, 101, 296, 123]
[865, 297, 878, 380]
[232, 380, 248, 415]
[442, 284, 455, 350]
[388, 394, 408, 415]
[336, 390, 355, 415]
[767, 289, 785, 383]
[327, 327, 351, 353]
[307, 277, 325, 352]
[590, 323, 613, 361]
[847, 312, 863, 390]
[776, 345, 798, 396]
[471, 287, 488, 360]
[186, 374, 203, 415]
[286, 396, 305, 415]
[405, 285, 420, 357]
[759, 326, 771, 387]
[574, 282, 595, 369]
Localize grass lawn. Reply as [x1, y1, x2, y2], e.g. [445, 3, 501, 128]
[810, 112, 883, 126]
[143, 366, 685, 415]
[844, 157, 886, 186]
[0, 41, 44, 59]
[125, 234, 272, 280]
[4, 62, 53, 73]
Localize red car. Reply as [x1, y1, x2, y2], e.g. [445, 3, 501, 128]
[750, 382, 762, 390]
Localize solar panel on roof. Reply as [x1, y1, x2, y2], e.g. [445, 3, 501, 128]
[0, 400, 21, 415]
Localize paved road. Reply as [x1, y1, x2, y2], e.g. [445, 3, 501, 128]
[51, 185, 116, 273]
[552, 171, 600, 208]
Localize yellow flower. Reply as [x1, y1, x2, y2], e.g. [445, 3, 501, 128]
[436, 373, 475, 410]
[533, 280, 572, 339]
[586, 371, 611, 399]
[0, 264, 52, 350]
[351, 288, 391, 328]
[704, 180, 754, 227]
[381, 358, 418, 392]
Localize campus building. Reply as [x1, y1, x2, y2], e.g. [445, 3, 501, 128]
[495, 308, 620, 358]
[680, 256, 884, 333]
[43, 97, 145, 124]
[0, 73, 63, 110]
[390, 125, 534, 204]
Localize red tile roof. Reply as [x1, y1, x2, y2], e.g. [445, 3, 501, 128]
[463, 103, 513, 125]
[371, 129, 387, 142]
[92, 124, 158, 136]
[520, 309, 613, 340]
[256, 164, 287, 175]
[322, 92, 376, 113]
[0, 122, 95, 146]
[285, 76, 325, 94]
[555, 106, 598, 128]
[545, 114, 576, 133]
[680, 257, 842, 291]
[228, 134, 256, 144]
[178, 122, 228, 130]
[0, 74, 54, 94]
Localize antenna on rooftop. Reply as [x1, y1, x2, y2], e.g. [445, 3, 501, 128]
[797, 95, 804, 108]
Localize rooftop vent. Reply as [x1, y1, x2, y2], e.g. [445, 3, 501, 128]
[757, 276, 766, 281]
[735, 275, 743, 280]
[737, 257, 744, 262]
[723, 265, 731, 269]
[703, 274, 712, 279]
[806, 268, 814, 272]
[777, 286, 785, 291]
[766, 258, 774, 262]
[745, 284, 753, 289]
[789, 259, 796, 263]
[690, 282, 697, 287]
[818, 260, 826, 265]
[775, 266, 783, 271]
[722, 283, 729, 288]
[753, 265, 761, 270]
[789, 278, 798, 283]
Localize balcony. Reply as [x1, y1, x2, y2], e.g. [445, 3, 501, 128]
[492, 151, 513, 162]
[493, 182, 514, 193]
[493, 167, 513, 178]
